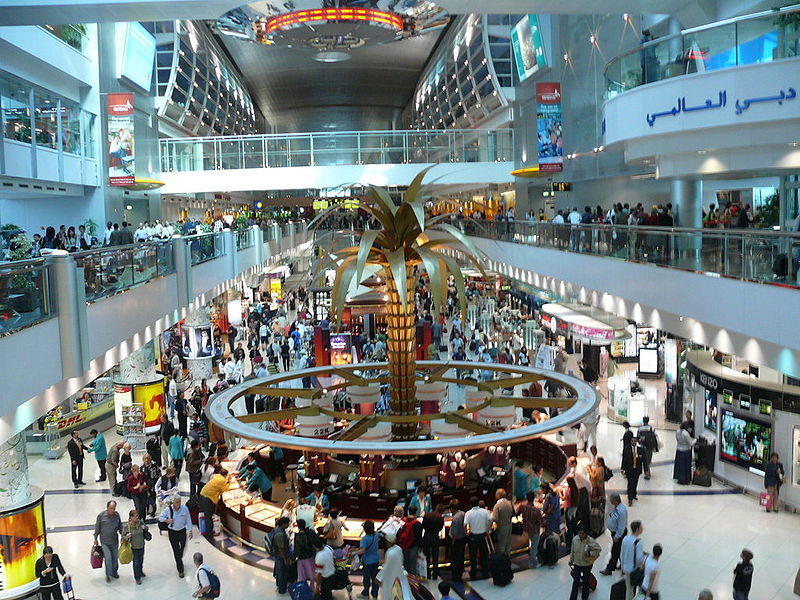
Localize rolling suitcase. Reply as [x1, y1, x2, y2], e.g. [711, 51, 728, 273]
[490, 552, 513, 586]
[538, 532, 559, 567]
[773, 253, 788, 278]
[589, 507, 605, 538]
[610, 579, 626, 600]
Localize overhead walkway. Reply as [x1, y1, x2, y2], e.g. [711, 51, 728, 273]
[462, 221, 800, 379]
[158, 129, 515, 193]
[0, 224, 309, 443]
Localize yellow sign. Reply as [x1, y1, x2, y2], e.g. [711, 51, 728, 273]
[270, 278, 283, 300]
[134, 380, 166, 432]
[0, 500, 45, 594]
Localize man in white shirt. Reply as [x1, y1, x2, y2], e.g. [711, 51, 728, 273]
[191, 552, 216, 599]
[313, 538, 335, 600]
[103, 221, 113, 246]
[642, 544, 662, 600]
[464, 497, 491, 580]
[378, 532, 404, 600]
[223, 358, 237, 385]
[552, 210, 565, 224]
[568, 207, 582, 224]
[567, 456, 592, 494]
[259, 322, 268, 345]
[620, 520, 645, 600]
[167, 373, 178, 420]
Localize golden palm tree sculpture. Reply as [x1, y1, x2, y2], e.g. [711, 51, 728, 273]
[312, 167, 486, 442]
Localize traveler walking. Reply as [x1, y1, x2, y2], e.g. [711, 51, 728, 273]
[397, 505, 422, 575]
[490, 488, 514, 555]
[518, 491, 543, 568]
[66, 430, 86, 488]
[126, 464, 149, 520]
[673, 422, 695, 485]
[620, 520, 645, 600]
[733, 549, 754, 600]
[159, 414, 175, 470]
[294, 518, 319, 585]
[354, 520, 380, 598]
[464, 497, 491, 580]
[158, 496, 194, 577]
[272, 516, 293, 595]
[35, 546, 67, 600]
[642, 543, 662, 600]
[637, 417, 658, 479]
[93, 500, 123, 583]
[313, 537, 336, 600]
[169, 431, 185, 477]
[186, 439, 204, 497]
[568, 527, 601, 600]
[448, 499, 467, 582]
[122, 509, 150, 584]
[763, 453, 784, 512]
[192, 552, 221, 599]
[87, 428, 107, 482]
[621, 436, 643, 505]
[600, 494, 628, 575]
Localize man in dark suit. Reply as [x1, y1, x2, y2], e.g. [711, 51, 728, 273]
[621, 436, 643, 506]
[66, 430, 86, 488]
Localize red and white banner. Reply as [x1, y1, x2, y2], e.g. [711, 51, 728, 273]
[107, 93, 135, 186]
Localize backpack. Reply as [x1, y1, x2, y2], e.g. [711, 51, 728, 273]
[639, 428, 658, 451]
[198, 566, 221, 598]
[396, 519, 416, 550]
[603, 465, 614, 482]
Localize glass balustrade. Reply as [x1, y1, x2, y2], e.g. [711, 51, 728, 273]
[236, 228, 255, 250]
[0, 259, 53, 336]
[605, 5, 800, 98]
[466, 220, 800, 288]
[160, 129, 514, 172]
[75, 240, 175, 302]
[186, 232, 224, 265]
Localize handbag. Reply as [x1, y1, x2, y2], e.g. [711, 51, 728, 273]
[143, 527, 152, 541]
[90, 544, 103, 569]
[62, 576, 73, 593]
[119, 539, 133, 564]
[350, 552, 361, 572]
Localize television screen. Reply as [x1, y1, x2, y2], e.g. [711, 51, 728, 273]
[405, 480, 417, 492]
[758, 399, 772, 416]
[638, 348, 659, 374]
[739, 394, 751, 411]
[720, 409, 772, 473]
[704, 389, 718, 432]
[118, 22, 156, 92]
[511, 15, 546, 82]
[722, 389, 733, 405]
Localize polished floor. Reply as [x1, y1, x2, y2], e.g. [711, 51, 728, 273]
[27, 405, 800, 600]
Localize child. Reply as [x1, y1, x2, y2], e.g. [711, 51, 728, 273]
[438, 581, 457, 600]
[733, 549, 754, 600]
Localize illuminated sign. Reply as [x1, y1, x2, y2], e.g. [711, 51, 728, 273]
[265, 8, 403, 34]
[511, 14, 546, 82]
[0, 498, 46, 599]
[330, 333, 352, 366]
[551, 182, 572, 192]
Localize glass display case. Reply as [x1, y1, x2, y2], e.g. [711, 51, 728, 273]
[793, 426, 800, 487]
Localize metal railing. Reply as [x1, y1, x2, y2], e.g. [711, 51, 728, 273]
[605, 4, 800, 98]
[467, 220, 800, 288]
[159, 128, 514, 172]
[184, 232, 224, 265]
[235, 228, 255, 250]
[0, 258, 53, 335]
[74, 240, 175, 302]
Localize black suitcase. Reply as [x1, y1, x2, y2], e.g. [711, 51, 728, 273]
[538, 533, 559, 566]
[114, 481, 130, 498]
[490, 552, 513, 586]
[610, 579, 626, 600]
[692, 467, 712, 487]
[773, 253, 788, 277]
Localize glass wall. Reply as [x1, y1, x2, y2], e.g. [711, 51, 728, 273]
[0, 71, 95, 157]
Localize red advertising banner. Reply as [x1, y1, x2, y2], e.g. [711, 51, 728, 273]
[107, 93, 135, 186]
[535, 82, 563, 173]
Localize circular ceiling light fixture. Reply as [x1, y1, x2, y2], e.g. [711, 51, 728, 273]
[313, 50, 353, 63]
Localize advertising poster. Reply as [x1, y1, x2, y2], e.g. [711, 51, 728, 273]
[107, 93, 135, 186]
[0, 500, 46, 599]
[182, 326, 214, 359]
[134, 380, 165, 433]
[330, 333, 352, 366]
[270, 278, 283, 301]
[535, 82, 563, 173]
[511, 15, 546, 82]
[704, 389, 718, 432]
[113, 383, 133, 435]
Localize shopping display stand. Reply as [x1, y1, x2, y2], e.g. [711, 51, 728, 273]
[121, 403, 146, 450]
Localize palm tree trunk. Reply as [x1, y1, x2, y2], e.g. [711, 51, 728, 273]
[384, 271, 418, 442]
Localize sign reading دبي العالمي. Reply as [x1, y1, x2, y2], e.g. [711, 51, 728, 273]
[511, 14, 546, 82]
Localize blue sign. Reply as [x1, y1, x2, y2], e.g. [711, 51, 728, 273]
[118, 22, 156, 92]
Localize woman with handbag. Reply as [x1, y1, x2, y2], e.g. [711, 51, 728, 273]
[127, 464, 149, 522]
[35, 546, 67, 600]
[122, 509, 151, 584]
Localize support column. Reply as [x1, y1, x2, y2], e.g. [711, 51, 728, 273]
[183, 305, 214, 382]
[173, 234, 192, 308]
[672, 178, 703, 264]
[253, 225, 265, 266]
[47, 250, 89, 379]
[222, 228, 237, 281]
[0, 433, 30, 508]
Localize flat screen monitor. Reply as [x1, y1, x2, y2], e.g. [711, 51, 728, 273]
[758, 399, 772, 416]
[704, 389, 718, 433]
[328, 473, 339, 484]
[405, 480, 417, 492]
[720, 409, 772, 474]
[739, 394, 751, 411]
[117, 22, 156, 92]
[427, 475, 439, 486]
[638, 347, 659, 374]
[722, 389, 734, 405]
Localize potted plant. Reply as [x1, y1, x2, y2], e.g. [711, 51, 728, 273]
[7, 233, 39, 312]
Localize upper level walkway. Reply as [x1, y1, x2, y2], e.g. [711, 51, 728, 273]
[158, 129, 515, 193]
[462, 220, 800, 380]
[0, 224, 309, 443]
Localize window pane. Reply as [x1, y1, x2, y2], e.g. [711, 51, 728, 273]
[83, 112, 96, 158]
[1, 75, 31, 144]
[61, 101, 81, 154]
[34, 91, 58, 149]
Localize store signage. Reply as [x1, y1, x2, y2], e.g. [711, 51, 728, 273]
[571, 323, 615, 340]
[54, 399, 115, 431]
[330, 333, 352, 366]
[551, 182, 572, 192]
[698, 371, 719, 390]
[536, 82, 563, 173]
[511, 14, 546, 82]
[107, 93, 135, 186]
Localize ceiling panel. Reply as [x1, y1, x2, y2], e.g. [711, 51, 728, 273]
[220, 30, 444, 133]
